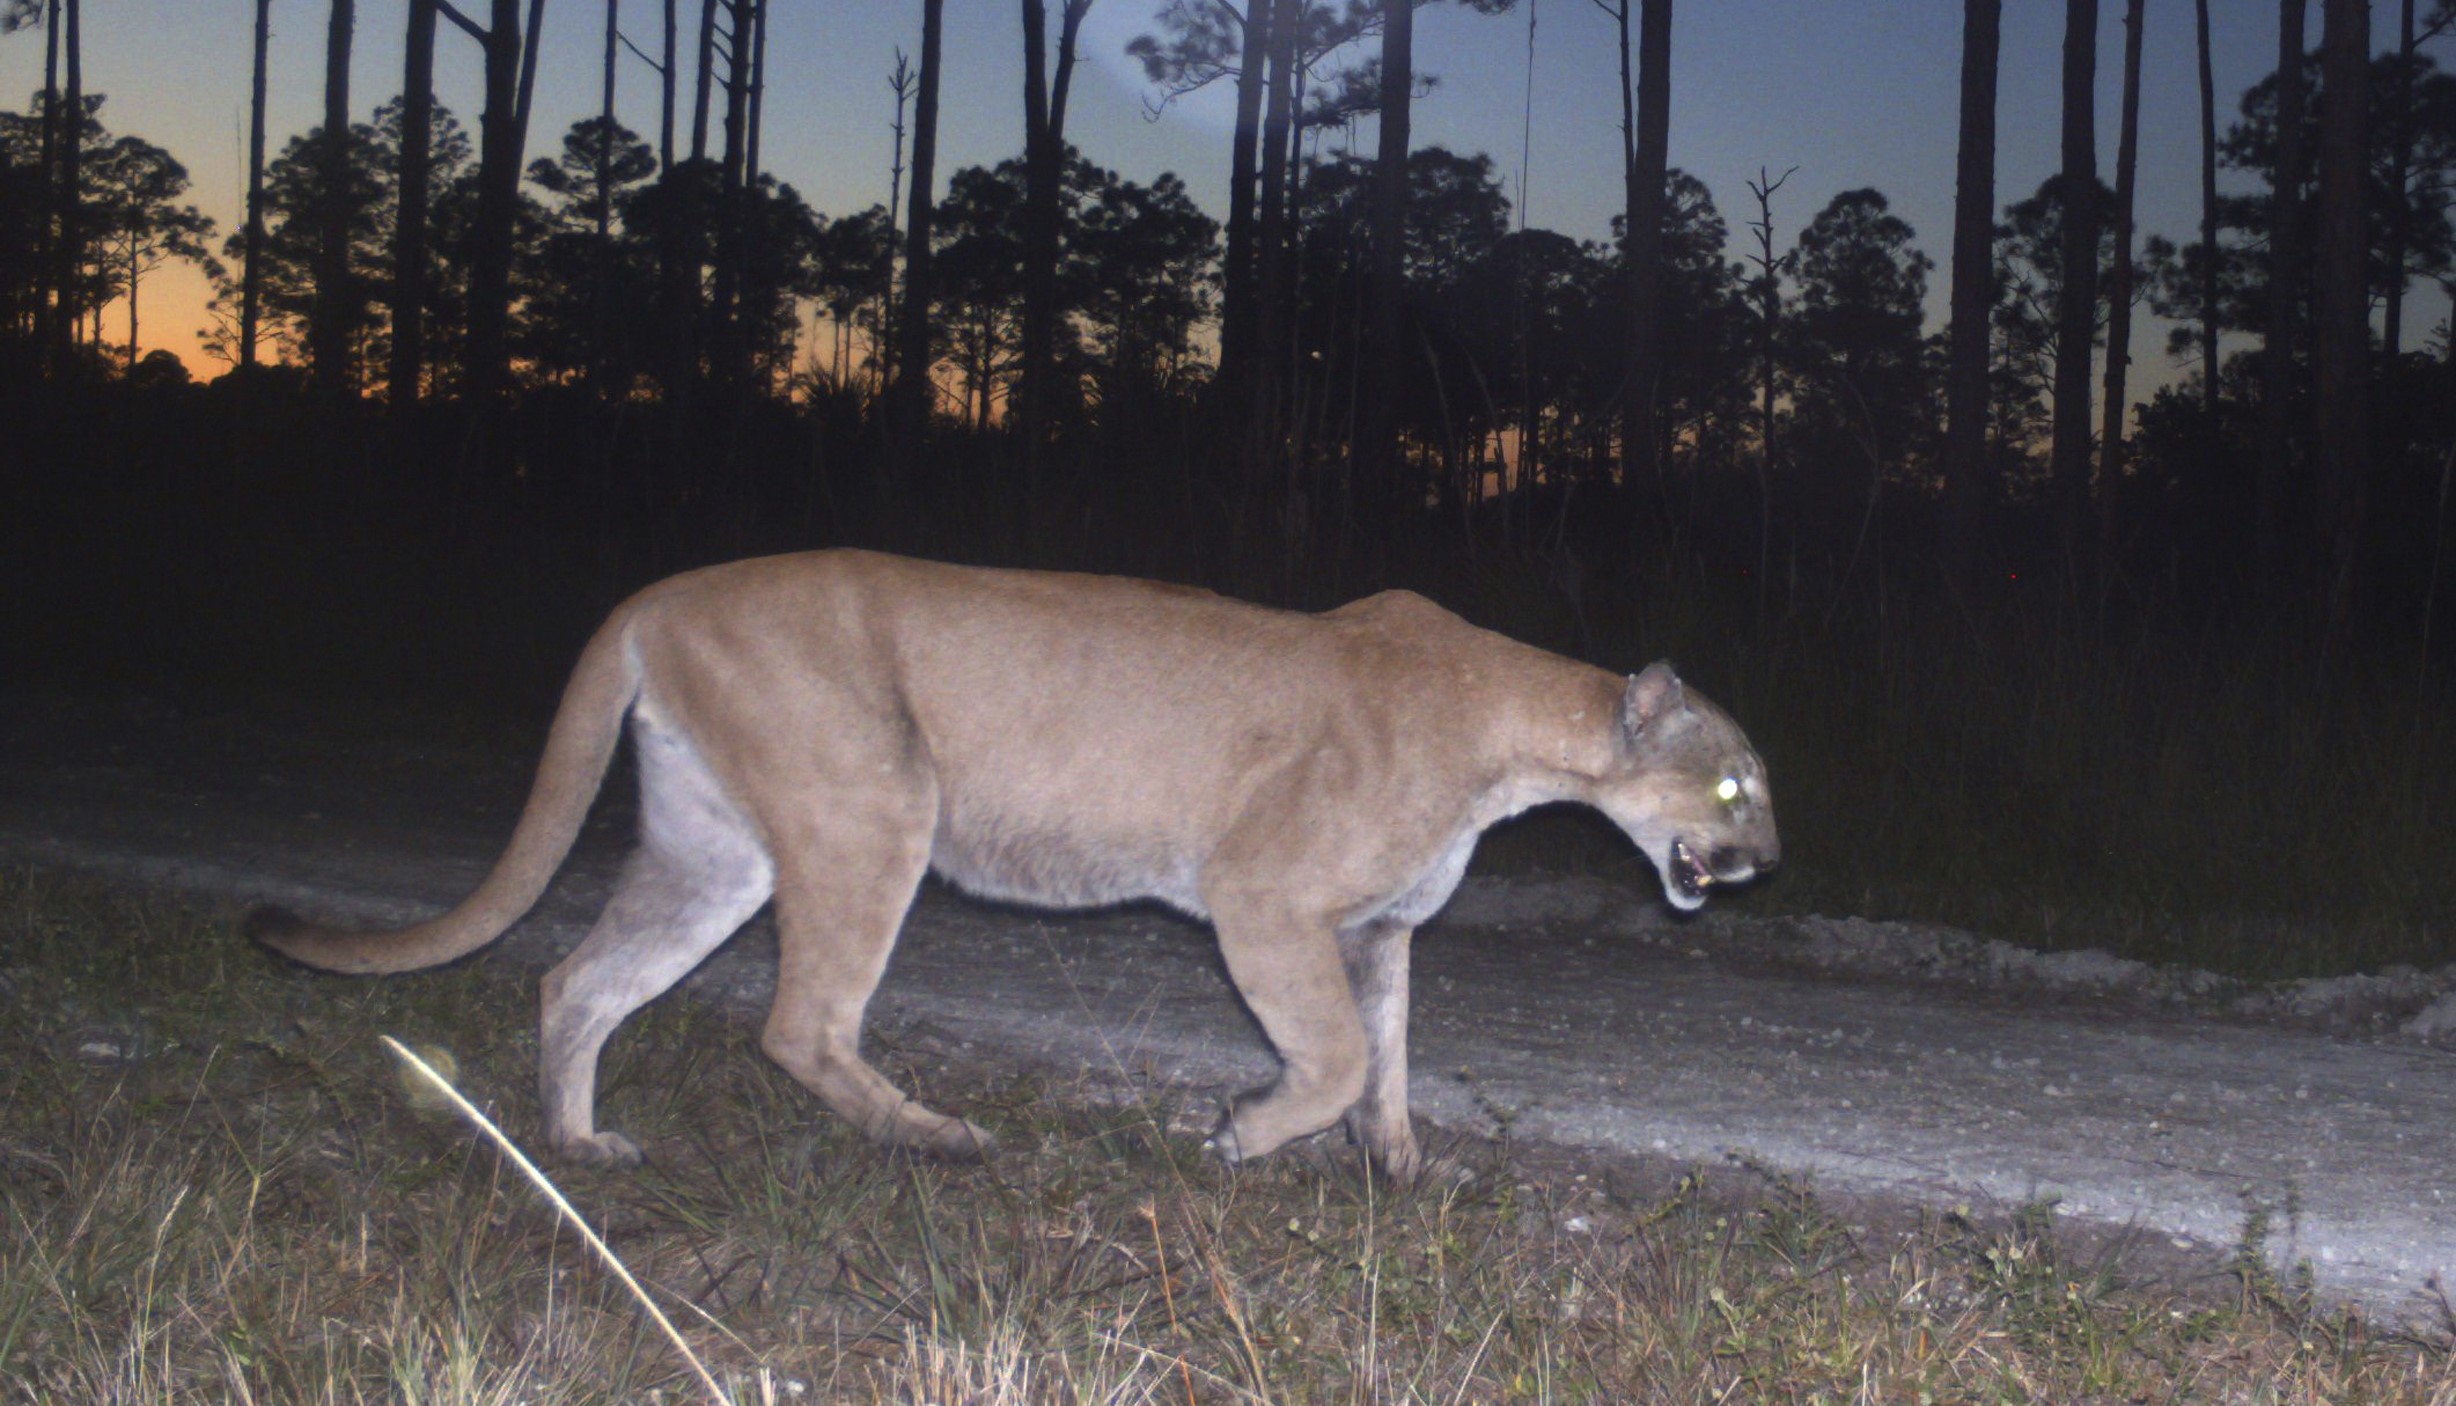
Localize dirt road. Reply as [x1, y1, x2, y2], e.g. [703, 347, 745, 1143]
[3, 693, 2450, 1325]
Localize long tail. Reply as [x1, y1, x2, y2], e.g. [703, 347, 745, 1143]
[248, 606, 644, 975]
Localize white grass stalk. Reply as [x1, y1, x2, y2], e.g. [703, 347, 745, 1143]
[378, 1035, 734, 1406]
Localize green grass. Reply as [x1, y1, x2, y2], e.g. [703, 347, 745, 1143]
[5, 870, 2452, 1404]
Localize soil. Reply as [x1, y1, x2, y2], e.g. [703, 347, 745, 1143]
[3, 690, 2451, 1327]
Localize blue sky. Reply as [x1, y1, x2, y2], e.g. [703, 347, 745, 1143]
[6, 0, 2450, 390]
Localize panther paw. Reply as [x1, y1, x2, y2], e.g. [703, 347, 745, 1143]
[1202, 1115, 1245, 1168]
[555, 1130, 645, 1167]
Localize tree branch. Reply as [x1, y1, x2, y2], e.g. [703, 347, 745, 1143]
[435, 0, 487, 42]
[618, 27, 667, 73]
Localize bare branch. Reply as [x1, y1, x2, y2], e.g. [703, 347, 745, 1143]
[434, 0, 489, 42]
[617, 27, 667, 73]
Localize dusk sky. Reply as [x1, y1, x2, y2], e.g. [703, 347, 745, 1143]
[6, 0, 2450, 394]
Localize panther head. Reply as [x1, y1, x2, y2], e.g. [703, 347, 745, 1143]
[1592, 661, 1780, 912]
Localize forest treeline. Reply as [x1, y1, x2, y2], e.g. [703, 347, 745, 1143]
[2, 0, 2455, 661]
[6, 0, 2456, 967]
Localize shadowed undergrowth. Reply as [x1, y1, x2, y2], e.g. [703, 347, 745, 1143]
[6, 383, 2452, 981]
[4, 872, 2451, 1403]
[1465, 551, 2456, 982]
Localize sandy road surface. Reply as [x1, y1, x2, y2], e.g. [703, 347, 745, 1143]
[2, 694, 2450, 1325]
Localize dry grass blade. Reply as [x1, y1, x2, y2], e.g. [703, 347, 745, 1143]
[1139, 1200, 1199, 1406]
[376, 1035, 735, 1406]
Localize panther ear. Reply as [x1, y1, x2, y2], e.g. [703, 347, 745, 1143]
[1619, 661, 1686, 736]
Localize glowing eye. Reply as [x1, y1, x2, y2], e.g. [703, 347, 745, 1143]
[1715, 777, 1741, 803]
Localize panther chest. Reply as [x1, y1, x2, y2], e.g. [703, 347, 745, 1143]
[1367, 828, 1481, 930]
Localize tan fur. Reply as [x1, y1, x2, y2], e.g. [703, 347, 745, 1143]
[250, 549, 1779, 1181]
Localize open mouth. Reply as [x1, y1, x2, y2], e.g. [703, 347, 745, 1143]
[1669, 838, 1712, 905]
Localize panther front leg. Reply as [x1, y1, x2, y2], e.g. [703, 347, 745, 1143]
[1201, 886, 1370, 1168]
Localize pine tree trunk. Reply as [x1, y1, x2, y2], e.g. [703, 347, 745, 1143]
[51, 0, 82, 368]
[2257, 0, 2308, 582]
[32, 0, 57, 357]
[2194, 0, 2218, 418]
[464, 0, 533, 404]
[1609, 0, 1635, 476]
[124, 240, 137, 370]
[1247, 0, 1298, 482]
[593, 0, 618, 394]
[309, 0, 353, 398]
[515, 0, 547, 148]
[657, 0, 699, 470]
[691, 0, 716, 162]
[2381, 0, 2415, 358]
[660, 0, 676, 168]
[2049, 0, 2099, 577]
[241, 0, 272, 370]
[882, 54, 912, 395]
[1359, 0, 1412, 496]
[1019, 0, 1054, 462]
[1049, 2, 1083, 150]
[1218, 0, 1272, 409]
[392, 0, 437, 406]
[745, 0, 766, 184]
[1942, 0, 2001, 588]
[600, 0, 618, 245]
[1015, 0, 1085, 468]
[892, 0, 945, 455]
[2096, 0, 2145, 586]
[712, 0, 750, 380]
[2314, 0, 2369, 638]
[1624, 0, 1671, 487]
